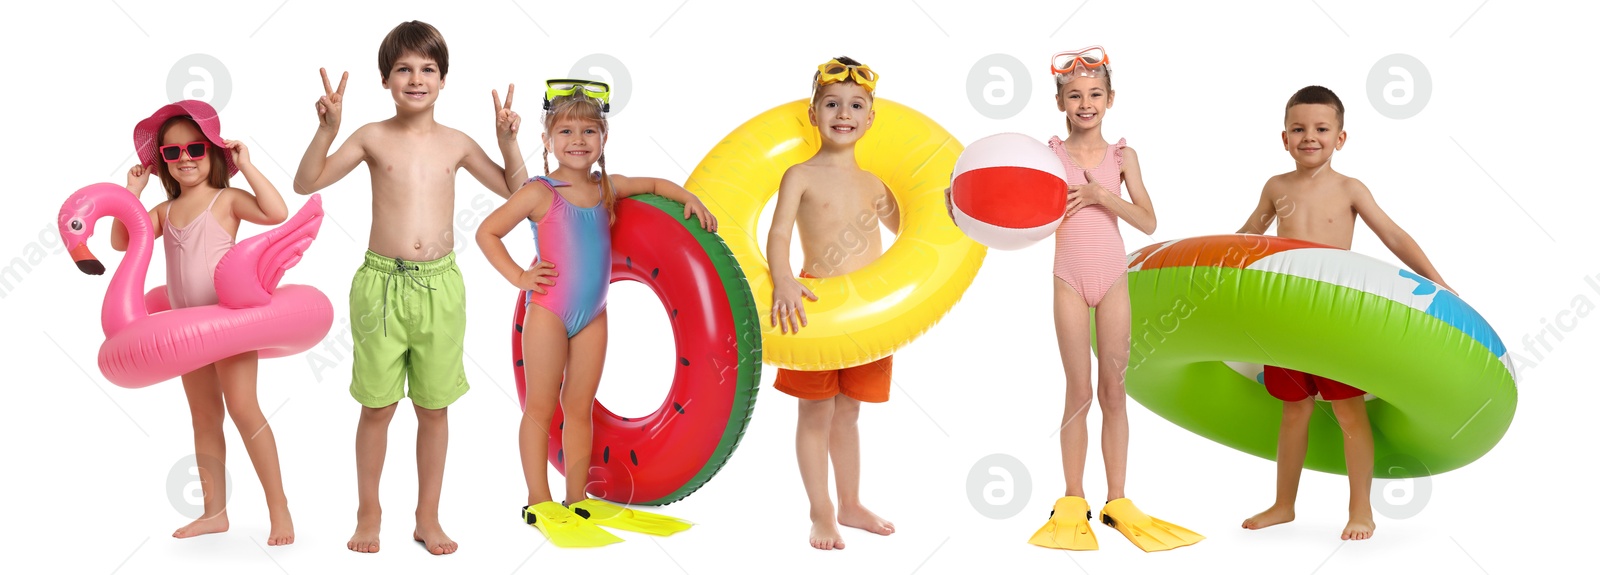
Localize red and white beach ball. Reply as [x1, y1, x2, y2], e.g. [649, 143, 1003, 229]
[949, 133, 1069, 250]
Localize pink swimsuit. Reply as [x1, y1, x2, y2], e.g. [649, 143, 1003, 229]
[1050, 136, 1127, 307]
[523, 175, 610, 338]
[163, 191, 234, 309]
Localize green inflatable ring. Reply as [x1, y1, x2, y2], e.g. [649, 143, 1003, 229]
[1112, 235, 1517, 477]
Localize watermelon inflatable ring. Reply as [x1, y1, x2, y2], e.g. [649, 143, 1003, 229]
[1116, 235, 1517, 477]
[512, 195, 762, 505]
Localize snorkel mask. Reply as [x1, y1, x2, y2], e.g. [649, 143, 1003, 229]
[544, 79, 612, 114]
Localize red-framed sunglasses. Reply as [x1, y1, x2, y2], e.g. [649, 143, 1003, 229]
[159, 141, 209, 162]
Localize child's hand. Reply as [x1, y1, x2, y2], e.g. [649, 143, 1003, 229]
[223, 139, 252, 169]
[316, 68, 348, 131]
[682, 196, 718, 232]
[516, 260, 558, 294]
[944, 187, 955, 222]
[1066, 170, 1109, 218]
[771, 279, 818, 334]
[125, 164, 151, 197]
[493, 84, 520, 144]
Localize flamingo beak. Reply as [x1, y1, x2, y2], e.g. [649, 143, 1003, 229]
[70, 242, 104, 275]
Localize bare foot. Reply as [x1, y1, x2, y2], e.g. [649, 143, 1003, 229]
[810, 519, 845, 550]
[838, 504, 895, 536]
[1341, 514, 1375, 540]
[414, 521, 458, 555]
[267, 507, 295, 546]
[348, 511, 381, 553]
[1242, 504, 1295, 530]
[173, 513, 229, 539]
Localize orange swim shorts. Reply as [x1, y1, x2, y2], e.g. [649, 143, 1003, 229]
[774, 355, 892, 403]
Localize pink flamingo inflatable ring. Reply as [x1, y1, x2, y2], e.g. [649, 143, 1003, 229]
[58, 182, 334, 389]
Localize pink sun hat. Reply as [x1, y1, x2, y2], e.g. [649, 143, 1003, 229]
[132, 100, 238, 177]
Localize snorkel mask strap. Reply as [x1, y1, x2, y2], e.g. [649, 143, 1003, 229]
[1055, 66, 1108, 84]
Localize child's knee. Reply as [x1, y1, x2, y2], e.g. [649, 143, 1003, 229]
[797, 398, 834, 424]
[413, 404, 447, 423]
[360, 403, 398, 425]
[1065, 385, 1094, 414]
[522, 397, 556, 420]
[190, 408, 226, 431]
[222, 400, 265, 425]
[1282, 399, 1315, 421]
[832, 396, 861, 418]
[559, 395, 593, 420]
[1096, 378, 1127, 403]
[1330, 398, 1368, 427]
[831, 403, 861, 431]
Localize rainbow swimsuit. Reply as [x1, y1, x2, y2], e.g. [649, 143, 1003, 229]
[524, 175, 610, 338]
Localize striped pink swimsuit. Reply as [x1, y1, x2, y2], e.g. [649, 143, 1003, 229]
[1050, 136, 1127, 307]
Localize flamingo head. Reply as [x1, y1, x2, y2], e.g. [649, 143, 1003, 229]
[57, 183, 124, 276]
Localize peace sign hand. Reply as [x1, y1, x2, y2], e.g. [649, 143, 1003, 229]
[316, 68, 348, 131]
[492, 84, 520, 144]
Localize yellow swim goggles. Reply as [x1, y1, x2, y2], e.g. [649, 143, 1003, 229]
[544, 79, 612, 112]
[814, 59, 878, 93]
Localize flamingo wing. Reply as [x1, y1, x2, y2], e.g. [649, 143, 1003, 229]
[215, 195, 324, 309]
[144, 286, 171, 314]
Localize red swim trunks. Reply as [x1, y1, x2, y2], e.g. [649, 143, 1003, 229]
[1263, 366, 1366, 402]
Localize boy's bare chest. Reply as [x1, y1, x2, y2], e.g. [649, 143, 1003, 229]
[368, 138, 460, 181]
[1276, 185, 1353, 225]
[801, 179, 881, 217]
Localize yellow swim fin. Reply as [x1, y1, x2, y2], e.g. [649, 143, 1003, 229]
[1098, 498, 1203, 552]
[569, 499, 692, 537]
[522, 502, 623, 548]
[1029, 496, 1099, 550]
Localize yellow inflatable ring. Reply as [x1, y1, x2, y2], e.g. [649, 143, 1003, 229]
[686, 99, 985, 370]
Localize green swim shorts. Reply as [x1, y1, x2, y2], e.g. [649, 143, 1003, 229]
[349, 250, 469, 409]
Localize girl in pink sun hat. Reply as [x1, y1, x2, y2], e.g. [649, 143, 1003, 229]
[111, 99, 298, 545]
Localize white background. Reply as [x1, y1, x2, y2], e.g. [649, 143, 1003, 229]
[2, 1, 1593, 573]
